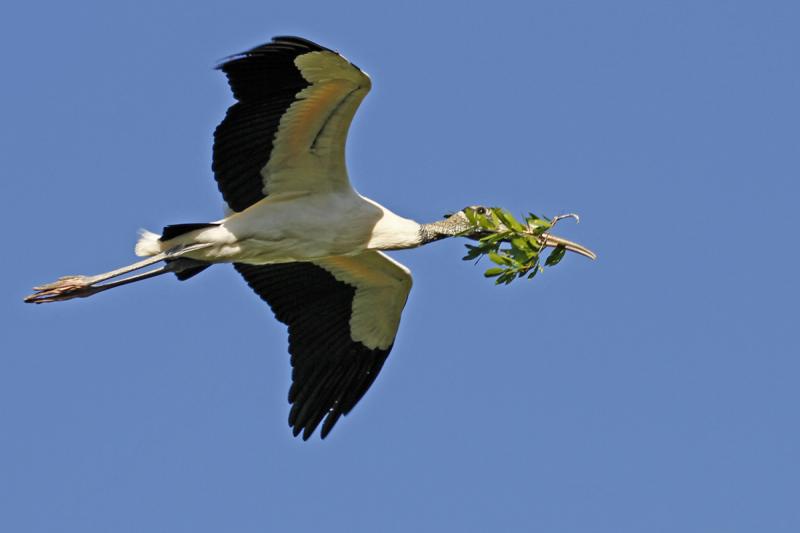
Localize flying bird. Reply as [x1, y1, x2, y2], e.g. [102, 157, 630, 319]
[26, 36, 595, 439]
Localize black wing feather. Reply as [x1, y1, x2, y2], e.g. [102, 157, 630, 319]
[213, 37, 330, 212]
[234, 262, 391, 440]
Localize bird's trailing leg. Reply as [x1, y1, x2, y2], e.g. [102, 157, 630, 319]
[24, 243, 213, 304]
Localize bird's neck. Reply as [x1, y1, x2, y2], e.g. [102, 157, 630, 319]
[366, 206, 470, 250]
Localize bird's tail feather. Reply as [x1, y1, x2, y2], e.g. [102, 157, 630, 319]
[135, 223, 221, 257]
[134, 229, 164, 257]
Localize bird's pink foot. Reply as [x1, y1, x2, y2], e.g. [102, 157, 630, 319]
[25, 275, 102, 304]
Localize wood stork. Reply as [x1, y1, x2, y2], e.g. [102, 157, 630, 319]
[25, 36, 595, 439]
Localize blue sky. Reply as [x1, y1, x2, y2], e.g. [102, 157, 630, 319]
[2, 1, 798, 531]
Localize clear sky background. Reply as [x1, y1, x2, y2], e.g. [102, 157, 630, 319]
[2, 1, 798, 532]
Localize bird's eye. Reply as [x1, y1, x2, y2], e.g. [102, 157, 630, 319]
[475, 207, 486, 215]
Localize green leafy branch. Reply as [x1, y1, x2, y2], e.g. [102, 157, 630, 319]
[461, 208, 572, 285]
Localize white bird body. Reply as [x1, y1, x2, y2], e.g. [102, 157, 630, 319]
[136, 190, 422, 264]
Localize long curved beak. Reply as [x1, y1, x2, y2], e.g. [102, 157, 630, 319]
[540, 233, 597, 260]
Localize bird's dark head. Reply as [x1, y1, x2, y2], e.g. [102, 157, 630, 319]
[444, 205, 498, 239]
[419, 205, 495, 243]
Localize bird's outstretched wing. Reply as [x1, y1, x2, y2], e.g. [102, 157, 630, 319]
[214, 36, 372, 212]
[235, 252, 412, 439]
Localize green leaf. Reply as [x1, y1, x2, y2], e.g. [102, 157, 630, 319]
[496, 271, 515, 285]
[464, 208, 477, 225]
[488, 252, 514, 266]
[483, 267, 504, 278]
[545, 245, 567, 266]
[508, 246, 532, 264]
[480, 233, 507, 245]
[532, 220, 552, 231]
[526, 234, 543, 251]
[462, 245, 483, 261]
[510, 236, 536, 254]
[476, 213, 492, 229]
[494, 209, 526, 232]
